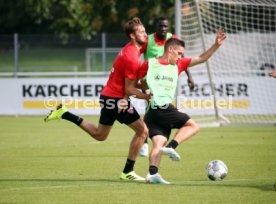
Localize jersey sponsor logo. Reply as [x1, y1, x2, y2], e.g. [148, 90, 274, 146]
[162, 75, 173, 82]
[153, 74, 173, 82]
[154, 74, 161, 81]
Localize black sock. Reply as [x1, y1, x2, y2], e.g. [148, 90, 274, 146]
[149, 165, 158, 175]
[61, 112, 83, 126]
[166, 140, 179, 149]
[123, 159, 135, 174]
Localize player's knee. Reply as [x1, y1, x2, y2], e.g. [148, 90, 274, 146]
[193, 123, 200, 135]
[97, 137, 107, 141]
[94, 133, 108, 141]
[137, 125, 148, 140]
[144, 125, 149, 135]
[186, 119, 200, 135]
[141, 126, 148, 140]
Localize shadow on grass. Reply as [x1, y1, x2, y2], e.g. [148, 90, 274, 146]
[0, 178, 274, 191]
[0, 178, 145, 186]
[175, 180, 275, 192]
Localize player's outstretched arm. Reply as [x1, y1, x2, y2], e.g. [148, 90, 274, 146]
[125, 78, 151, 100]
[189, 28, 226, 67]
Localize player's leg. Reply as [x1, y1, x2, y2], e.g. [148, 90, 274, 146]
[139, 96, 150, 157]
[120, 118, 148, 181]
[144, 110, 172, 184]
[157, 105, 196, 161]
[162, 118, 199, 161]
[127, 118, 148, 160]
[170, 118, 199, 145]
[78, 102, 118, 141]
[44, 103, 115, 141]
[146, 135, 170, 184]
[79, 121, 112, 141]
[149, 135, 166, 167]
[119, 106, 148, 181]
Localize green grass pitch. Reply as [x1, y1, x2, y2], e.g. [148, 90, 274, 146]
[0, 116, 275, 203]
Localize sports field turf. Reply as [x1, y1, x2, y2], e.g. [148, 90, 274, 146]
[0, 116, 275, 203]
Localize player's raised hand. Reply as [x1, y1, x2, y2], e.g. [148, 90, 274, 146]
[215, 28, 226, 46]
[187, 77, 195, 91]
[269, 70, 276, 78]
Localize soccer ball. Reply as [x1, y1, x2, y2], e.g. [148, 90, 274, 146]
[206, 160, 228, 181]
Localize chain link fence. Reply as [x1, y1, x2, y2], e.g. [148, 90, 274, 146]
[0, 33, 127, 77]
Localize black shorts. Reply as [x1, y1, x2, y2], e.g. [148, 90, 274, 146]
[144, 104, 190, 140]
[99, 95, 140, 126]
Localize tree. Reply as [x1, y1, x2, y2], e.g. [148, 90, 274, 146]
[0, 0, 175, 40]
[0, 0, 51, 34]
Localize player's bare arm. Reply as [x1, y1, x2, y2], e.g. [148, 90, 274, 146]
[135, 78, 148, 91]
[125, 78, 151, 100]
[189, 28, 226, 67]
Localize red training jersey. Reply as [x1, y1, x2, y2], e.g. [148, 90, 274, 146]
[138, 58, 192, 79]
[101, 42, 142, 98]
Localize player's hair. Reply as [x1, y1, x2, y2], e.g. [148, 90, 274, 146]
[164, 38, 185, 50]
[124, 17, 144, 39]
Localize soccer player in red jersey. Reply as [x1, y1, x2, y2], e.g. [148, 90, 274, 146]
[45, 17, 150, 181]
